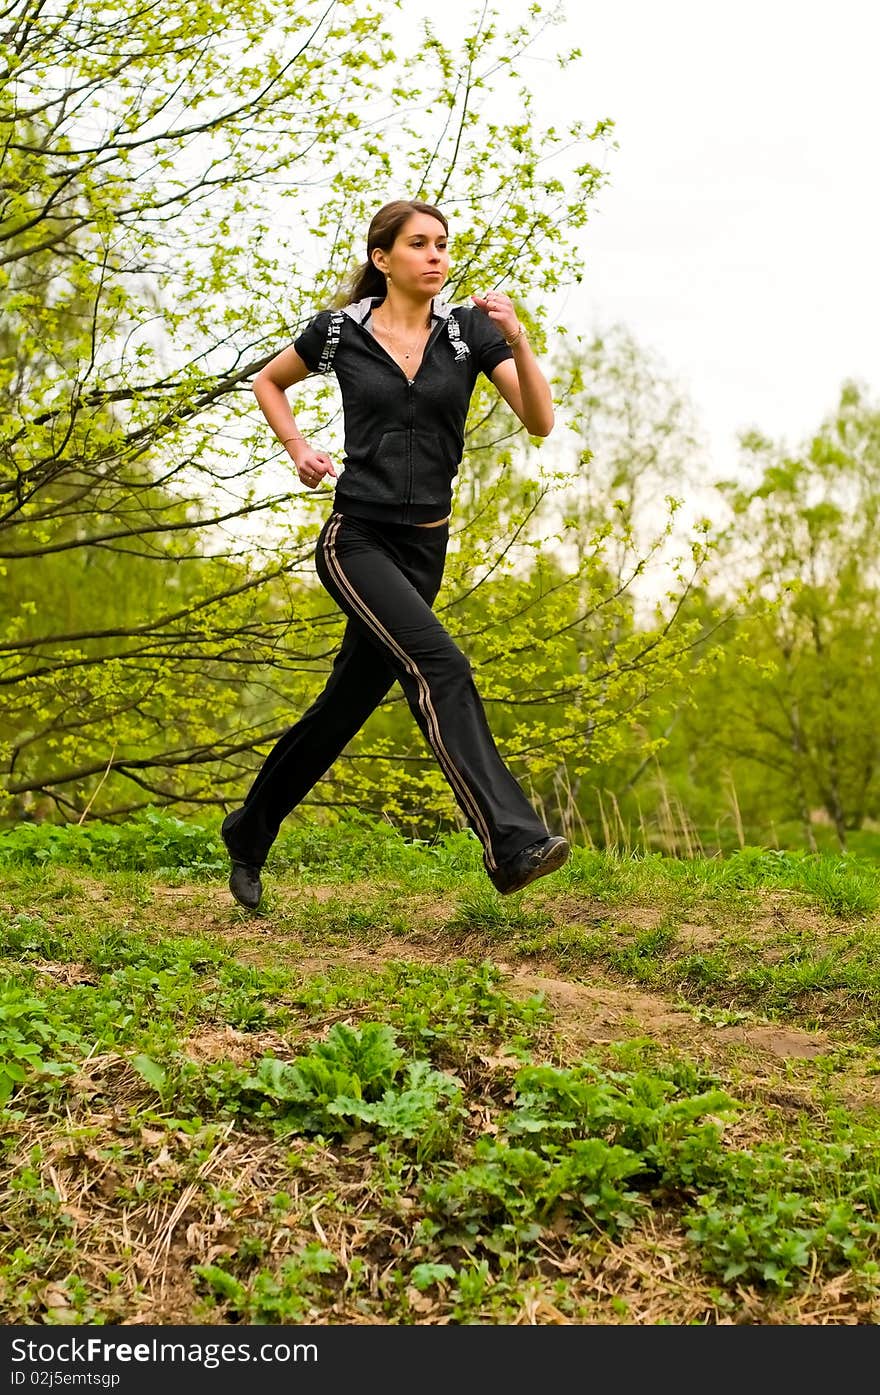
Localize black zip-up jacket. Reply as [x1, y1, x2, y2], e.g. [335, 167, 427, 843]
[293, 295, 513, 524]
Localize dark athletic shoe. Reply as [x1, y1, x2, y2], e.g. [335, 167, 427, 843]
[227, 860, 262, 911]
[221, 813, 263, 911]
[486, 836, 570, 895]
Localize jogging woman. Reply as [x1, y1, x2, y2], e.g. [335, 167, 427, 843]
[221, 198, 569, 909]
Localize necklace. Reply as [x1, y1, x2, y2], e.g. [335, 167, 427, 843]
[372, 312, 431, 362]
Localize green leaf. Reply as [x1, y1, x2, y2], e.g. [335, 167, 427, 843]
[131, 1054, 166, 1089]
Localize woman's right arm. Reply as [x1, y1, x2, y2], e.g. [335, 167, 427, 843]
[252, 347, 337, 489]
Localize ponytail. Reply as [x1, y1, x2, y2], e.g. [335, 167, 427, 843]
[332, 259, 386, 308]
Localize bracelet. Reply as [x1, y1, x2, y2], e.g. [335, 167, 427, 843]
[504, 325, 526, 348]
[281, 435, 306, 446]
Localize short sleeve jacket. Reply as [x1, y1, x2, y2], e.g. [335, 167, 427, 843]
[292, 298, 513, 524]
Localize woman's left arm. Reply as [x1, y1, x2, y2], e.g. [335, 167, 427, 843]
[471, 290, 554, 438]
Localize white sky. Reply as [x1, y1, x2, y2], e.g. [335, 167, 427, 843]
[398, 0, 880, 482]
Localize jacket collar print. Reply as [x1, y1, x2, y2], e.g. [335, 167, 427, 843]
[341, 296, 470, 362]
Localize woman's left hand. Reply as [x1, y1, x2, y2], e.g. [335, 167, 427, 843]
[471, 289, 519, 344]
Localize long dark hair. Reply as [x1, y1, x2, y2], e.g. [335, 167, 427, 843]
[333, 199, 448, 306]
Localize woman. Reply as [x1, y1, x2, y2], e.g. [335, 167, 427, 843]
[221, 198, 569, 910]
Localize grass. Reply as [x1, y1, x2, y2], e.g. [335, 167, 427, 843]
[2, 810, 880, 1324]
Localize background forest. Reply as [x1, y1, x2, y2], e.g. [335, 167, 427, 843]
[3, 0, 878, 859]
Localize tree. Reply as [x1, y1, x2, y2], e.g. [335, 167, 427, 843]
[530, 325, 717, 839]
[674, 381, 880, 850]
[1, 0, 613, 819]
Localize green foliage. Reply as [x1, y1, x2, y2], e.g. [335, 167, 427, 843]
[130, 1054, 166, 1092]
[270, 813, 475, 880]
[423, 1061, 738, 1249]
[507, 1062, 735, 1156]
[0, 913, 70, 961]
[0, 985, 83, 1104]
[336, 1059, 464, 1159]
[409, 1261, 457, 1292]
[793, 856, 880, 917]
[246, 1022, 404, 1108]
[241, 1023, 464, 1155]
[194, 1245, 338, 1323]
[0, 809, 226, 877]
[6, 844, 880, 1322]
[423, 1141, 556, 1247]
[418, 1057, 880, 1291]
[686, 1193, 880, 1291]
[12, 811, 873, 920]
[1, 0, 626, 825]
[640, 382, 880, 855]
[289, 958, 549, 1058]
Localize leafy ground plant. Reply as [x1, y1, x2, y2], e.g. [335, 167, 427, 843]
[2, 818, 880, 1324]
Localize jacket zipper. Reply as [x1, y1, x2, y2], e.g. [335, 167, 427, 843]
[353, 314, 447, 384]
[405, 322, 448, 517]
[352, 315, 450, 520]
[405, 380, 415, 521]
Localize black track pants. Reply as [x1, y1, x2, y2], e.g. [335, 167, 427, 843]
[224, 511, 548, 869]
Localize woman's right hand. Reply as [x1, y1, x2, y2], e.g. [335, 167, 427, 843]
[286, 441, 337, 490]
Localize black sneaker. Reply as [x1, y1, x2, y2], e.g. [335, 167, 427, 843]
[227, 860, 262, 911]
[486, 836, 570, 895]
[221, 812, 263, 912]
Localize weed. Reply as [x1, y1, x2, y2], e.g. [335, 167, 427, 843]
[194, 1244, 338, 1323]
[239, 1023, 465, 1158]
[447, 888, 553, 935]
[4, 813, 880, 1324]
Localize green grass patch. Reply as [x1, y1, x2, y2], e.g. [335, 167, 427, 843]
[3, 813, 878, 918]
[3, 816, 880, 1323]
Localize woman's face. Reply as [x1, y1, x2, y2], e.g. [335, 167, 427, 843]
[375, 213, 449, 296]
